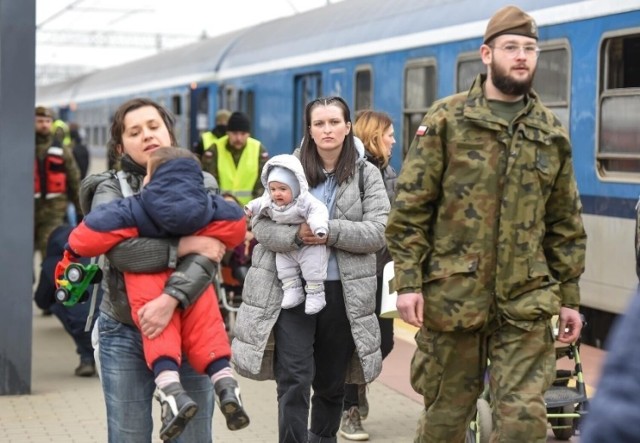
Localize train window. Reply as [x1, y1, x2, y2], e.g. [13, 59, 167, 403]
[533, 44, 570, 129]
[403, 60, 436, 158]
[355, 67, 372, 112]
[246, 90, 255, 131]
[598, 33, 640, 176]
[457, 57, 484, 92]
[294, 73, 322, 147]
[238, 90, 245, 111]
[92, 126, 99, 146]
[171, 95, 182, 116]
[223, 86, 237, 111]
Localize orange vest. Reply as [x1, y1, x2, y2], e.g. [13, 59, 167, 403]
[34, 146, 67, 199]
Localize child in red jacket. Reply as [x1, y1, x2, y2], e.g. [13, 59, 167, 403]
[61, 148, 249, 440]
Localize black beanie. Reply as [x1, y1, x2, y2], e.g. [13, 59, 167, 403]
[227, 112, 251, 133]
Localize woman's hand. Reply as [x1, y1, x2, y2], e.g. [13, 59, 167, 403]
[178, 236, 226, 262]
[138, 293, 179, 339]
[298, 223, 327, 245]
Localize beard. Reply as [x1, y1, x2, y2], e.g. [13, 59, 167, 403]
[490, 59, 535, 97]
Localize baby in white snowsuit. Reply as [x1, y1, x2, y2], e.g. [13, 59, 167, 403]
[245, 154, 329, 315]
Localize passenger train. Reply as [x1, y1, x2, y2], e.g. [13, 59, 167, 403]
[36, 0, 640, 347]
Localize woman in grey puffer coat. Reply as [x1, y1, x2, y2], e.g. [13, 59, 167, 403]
[232, 96, 389, 443]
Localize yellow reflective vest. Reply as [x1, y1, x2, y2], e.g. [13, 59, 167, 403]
[215, 136, 260, 205]
[201, 131, 218, 151]
[52, 119, 71, 147]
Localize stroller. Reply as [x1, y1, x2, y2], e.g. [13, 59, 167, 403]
[466, 318, 589, 442]
[214, 263, 246, 337]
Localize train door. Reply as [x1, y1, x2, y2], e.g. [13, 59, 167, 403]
[294, 73, 322, 148]
[190, 86, 209, 149]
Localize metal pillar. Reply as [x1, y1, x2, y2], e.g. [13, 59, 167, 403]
[0, 0, 36, 395]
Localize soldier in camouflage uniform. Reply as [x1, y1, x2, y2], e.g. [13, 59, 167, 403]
[385, 6, 587, 443]
[34, 106, 81, 258]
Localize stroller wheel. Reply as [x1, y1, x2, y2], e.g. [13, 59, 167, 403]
[549, 404, 575, 440]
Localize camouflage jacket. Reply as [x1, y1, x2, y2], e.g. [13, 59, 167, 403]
[386, 74, 587, 331]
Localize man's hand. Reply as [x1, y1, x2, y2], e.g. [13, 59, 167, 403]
[556, 306, 582, 343]
[397, 292, 424, 328]
[138, 293, 179, 339]
[178, 236, 226, 262]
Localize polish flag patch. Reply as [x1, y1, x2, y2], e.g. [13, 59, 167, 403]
[416, 125, 428, 136]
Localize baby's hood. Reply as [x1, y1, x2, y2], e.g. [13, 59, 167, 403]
[260, 154, 308, 194]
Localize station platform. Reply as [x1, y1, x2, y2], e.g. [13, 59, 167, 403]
[0, 310, 604, 442]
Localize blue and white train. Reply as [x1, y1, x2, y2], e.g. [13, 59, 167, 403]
[37, 0, 640, 347]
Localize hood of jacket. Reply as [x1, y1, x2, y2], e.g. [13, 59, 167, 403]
[140, 157, 212, 235]
[259, 154, 309, 195]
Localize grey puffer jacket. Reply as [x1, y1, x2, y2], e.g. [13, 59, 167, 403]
[231, 150, 390, 384]
[79, 157, 220, 326]
[365, 151, 398, 276]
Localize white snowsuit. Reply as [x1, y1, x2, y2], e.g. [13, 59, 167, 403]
[245, 155, 329, 313]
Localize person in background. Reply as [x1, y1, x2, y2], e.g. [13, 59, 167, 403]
[34, 224, 101, 377]
[34, 106, 81, 259]
[340, 110, 397, 441]
[385, 6, 587, 442]
[81, 97, 224, 443]
[69, 122, 90, 180]
[579, 201, 640, 442]
[192, 109, 232, 158]
[245, 154, 330, 315]
[221, 192, 256, 287]
[579, 287, 640, 442]
[201, 111, 269, 205]
[65, 148, 250, 440]
[219, 193, 257, 333]
[52, 118, 71, 148]
[232, 96, 389, 443]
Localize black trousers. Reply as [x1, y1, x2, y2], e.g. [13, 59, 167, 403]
[344, 275, 394, 409]
[274, 280, 355, 443]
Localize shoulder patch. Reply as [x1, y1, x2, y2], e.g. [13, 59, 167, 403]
[416, 125, 428, 136]
[203, 151, 213, 158]
[261, 151, 269, 159]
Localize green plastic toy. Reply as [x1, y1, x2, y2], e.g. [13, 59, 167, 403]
[55, 263, 102, 307]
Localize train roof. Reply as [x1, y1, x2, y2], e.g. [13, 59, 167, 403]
[217, 0, 629, 79]
[37, 0, 640, 106]
[218, 0, 570, 72]
[36, 29, 244, 105]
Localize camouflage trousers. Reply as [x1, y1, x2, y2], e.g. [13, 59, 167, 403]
[34, 199, 67, 259]
[410, 318, 556, 443]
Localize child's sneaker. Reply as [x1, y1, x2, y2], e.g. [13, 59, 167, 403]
[154, 382, 199, 441]
[214, 377, 250, 430]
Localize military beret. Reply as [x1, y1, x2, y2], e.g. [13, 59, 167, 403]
[484, 5, 538, 44]
[35, 106, 53, 118]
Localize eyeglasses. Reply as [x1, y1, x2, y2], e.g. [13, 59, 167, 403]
[490, 44, 540, 59]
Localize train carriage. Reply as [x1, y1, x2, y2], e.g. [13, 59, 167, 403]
[36, 0, 640, 347]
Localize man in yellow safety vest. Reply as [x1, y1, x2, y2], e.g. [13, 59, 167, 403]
[202, 111, 269, 205]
